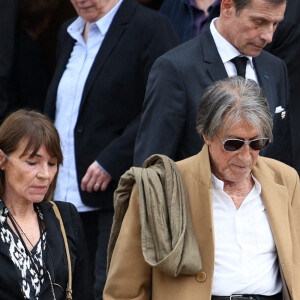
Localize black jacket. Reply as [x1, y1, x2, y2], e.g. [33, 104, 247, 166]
[0, 201, 92, 300]
[44, 0, 179, 209]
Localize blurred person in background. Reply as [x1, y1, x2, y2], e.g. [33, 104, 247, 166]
[44, 0, 179, 298]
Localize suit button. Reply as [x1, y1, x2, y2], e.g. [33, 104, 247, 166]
[76, 126, 84, 133]
[196, 272, 207, 282]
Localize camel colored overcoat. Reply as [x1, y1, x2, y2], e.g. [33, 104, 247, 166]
[104, 146, 300, 300]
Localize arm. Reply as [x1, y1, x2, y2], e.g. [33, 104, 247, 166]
[68, 204, 94, 300]
[134, 54, 187, 167]
[84, 14, 179, 181]
[103, 185, 152, 300]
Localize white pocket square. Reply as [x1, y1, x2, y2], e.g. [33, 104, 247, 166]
[275, 106, 285, 113]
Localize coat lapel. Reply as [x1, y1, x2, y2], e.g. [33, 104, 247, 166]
[178, 146, 215, 292]
[46, 30, 75, 119]
[79, 0, 136, 112]
[252, 157, 293, 285]
[253, 55, 275, 114]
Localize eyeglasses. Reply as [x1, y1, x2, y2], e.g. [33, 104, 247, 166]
[217, 136, 270, 152]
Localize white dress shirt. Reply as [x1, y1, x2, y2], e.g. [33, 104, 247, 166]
[54, 0, 123, 212]
[210, 18, 258, 82]
[211, 174, 282, 296]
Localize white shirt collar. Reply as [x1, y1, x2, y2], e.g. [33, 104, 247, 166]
[210, 17, 254, 68]
[211, 173, 262, 196]
[67, 0, 123, 38]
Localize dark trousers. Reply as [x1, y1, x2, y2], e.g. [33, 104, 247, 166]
[80, 210, 114, 300]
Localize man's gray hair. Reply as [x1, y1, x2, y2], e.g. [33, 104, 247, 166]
[196, 76, 273, 140]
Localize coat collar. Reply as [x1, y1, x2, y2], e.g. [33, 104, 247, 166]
[79, 0, 137, 112]
[252, 157, 292, 282]
[49, 0, 137, 117]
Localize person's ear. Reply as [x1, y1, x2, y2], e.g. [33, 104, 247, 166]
[221, 0, 235, 16]
[202, 134, 212, 147]
[0, 150, 7, 170]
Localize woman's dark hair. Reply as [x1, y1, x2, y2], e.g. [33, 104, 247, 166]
[0, 109, 63, 202]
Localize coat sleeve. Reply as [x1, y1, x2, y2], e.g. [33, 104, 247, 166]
[67, 204, 94, 300]
[133, 53, 187, 167]
[103, 185, 152, 300]
[96, 13, 179, 179]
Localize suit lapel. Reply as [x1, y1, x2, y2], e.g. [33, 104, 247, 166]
[252, 157, 293, 284]
[55, 35, 76, 85]
[79, 0, 136, 112]
[200, 30, 229, 82]
[253, 54, 275, 113]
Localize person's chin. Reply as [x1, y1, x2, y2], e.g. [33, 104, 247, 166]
[28, 195, 47, 203]
[226, 168, 251, 182]
[241, 45, 264, 57]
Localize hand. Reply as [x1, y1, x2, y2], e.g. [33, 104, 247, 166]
[81, 161, 112, 193]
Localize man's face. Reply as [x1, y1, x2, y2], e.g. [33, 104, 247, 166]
[223, 0, 286, 56]
[203, 120, 260, 183]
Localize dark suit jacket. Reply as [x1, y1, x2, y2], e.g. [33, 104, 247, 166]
[0, 201, 92, 300]
[44, 0, 179, 209]
[134, 29, 293, 168]
[264, 0, 300, 174]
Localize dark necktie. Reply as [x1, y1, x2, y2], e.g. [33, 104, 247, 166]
[231, 56, 248, 78]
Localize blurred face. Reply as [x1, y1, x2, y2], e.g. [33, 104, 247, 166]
[220, 0, 285, 56]
[70, 0, 119, 23]
[0, 141, 58, 204]
[203, 120, 260, 183]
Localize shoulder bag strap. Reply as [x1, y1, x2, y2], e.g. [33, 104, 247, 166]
[50, 201, 73, 300]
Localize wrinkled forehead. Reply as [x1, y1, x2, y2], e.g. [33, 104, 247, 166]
[218, 115, 262, 138]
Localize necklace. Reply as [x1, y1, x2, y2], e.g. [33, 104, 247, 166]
[8, 209, 58, 300]
[8, 212, 35, 249]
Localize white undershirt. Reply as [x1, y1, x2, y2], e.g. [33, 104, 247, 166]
[210, 18, 258, 82]
[211, 174, 282, 296]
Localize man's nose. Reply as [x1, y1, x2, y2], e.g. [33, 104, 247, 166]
[237, 144, 253, 162]
[260, 25, 275, 44]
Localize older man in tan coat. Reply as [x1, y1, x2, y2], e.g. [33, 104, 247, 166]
[103, 77, 300, 300]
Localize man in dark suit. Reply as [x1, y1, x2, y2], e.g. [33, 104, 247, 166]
[264, 0, 300, 174]
[44, 0, 179, 298]
[134, 0, 293, 170]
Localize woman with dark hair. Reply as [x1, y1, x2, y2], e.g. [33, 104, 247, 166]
[0, 109, 91, 299]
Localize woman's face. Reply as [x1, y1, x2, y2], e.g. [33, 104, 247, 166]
[0, 141, 58, 204]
